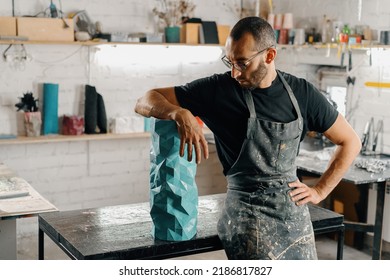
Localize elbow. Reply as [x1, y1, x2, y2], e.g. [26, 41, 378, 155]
[134, 95, 151, 117]
[134, 97, 142, 115]
[335, 130, 361, 159]
[355, 139, 362, 157]
[351, 133, 362, 157]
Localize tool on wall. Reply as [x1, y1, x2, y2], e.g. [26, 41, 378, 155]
[361, 117, 385, 155]
[361, 117, 373, 153]
[345, 75, 358, 122]
[372, 119, 383, 152]
[49, 0, 58, 18]
[348, 49, 352, 71]
[2, 44, 31, 70]
[48, 0, 70, 28]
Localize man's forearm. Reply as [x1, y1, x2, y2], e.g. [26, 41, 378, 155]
[135, 90, 181, 120]
[313, 142, 361, 199]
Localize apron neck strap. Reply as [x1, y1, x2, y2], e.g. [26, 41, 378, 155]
[277, 70, 302, 120]
[243, 70, 303, 130]
[243, 89, 256, 118]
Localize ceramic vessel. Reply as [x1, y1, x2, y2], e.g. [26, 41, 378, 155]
[149, 118, 198, 241]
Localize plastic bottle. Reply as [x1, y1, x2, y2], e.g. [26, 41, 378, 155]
[322, 16, 333, 44]
[332, 24, 340, 43]
[325, 19, 333, 43]
[321, 15, 327, 43]
[339, 24, 350, 43]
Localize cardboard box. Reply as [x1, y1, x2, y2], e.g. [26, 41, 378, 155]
[0, 17, 17, 36]
[217, 25, 230, 46]
[180, 23, 201, 44]
[17, 17, 74, 41]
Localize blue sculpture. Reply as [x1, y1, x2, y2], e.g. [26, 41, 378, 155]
[150, 118, 198, 241]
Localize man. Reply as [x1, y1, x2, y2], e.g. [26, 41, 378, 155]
[135, 17, 361, 259]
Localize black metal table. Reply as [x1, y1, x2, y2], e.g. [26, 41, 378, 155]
[296, 152, 390, 260]
[38, 193, 344, 260]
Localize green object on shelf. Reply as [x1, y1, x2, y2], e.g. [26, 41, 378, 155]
[165, 26, 180, 43]
[149, 118, 198, 241]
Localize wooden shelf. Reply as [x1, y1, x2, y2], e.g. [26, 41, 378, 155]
[0, 132, 150, 145]
[1, 38, 386, 50]
[0, 128, 214, 145]
[0, 39, 222, 47]
[277, 43, 390, 50]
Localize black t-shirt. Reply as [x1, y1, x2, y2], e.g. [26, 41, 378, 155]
[175, 70, 338, 175]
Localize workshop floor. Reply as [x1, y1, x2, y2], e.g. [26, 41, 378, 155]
[17, 234, 377, 260]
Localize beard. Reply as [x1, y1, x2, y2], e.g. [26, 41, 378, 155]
[239, 61, 268, 89]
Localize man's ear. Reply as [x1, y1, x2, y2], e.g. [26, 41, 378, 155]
[265, 48, 277, 64]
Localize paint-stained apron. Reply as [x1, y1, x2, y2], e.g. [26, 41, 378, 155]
[217, 71, 317, 260]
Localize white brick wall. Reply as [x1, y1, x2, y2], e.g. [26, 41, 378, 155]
[1, 0, 390, 251]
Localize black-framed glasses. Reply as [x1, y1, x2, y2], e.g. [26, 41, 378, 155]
[221, 46, 273, 72]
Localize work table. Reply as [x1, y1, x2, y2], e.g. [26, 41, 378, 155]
[0, 163, 57, 219]
[0, 163, 58, 259]
[296, 137, 390, 259]
[298, 135, 390, 183]
[38, 193, 344, 260]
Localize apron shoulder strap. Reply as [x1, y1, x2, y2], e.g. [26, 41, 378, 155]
[243, 89, 256, 118]
[276, 70, 303, 130]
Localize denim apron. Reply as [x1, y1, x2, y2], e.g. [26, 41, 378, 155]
[217, 71, 317, 260]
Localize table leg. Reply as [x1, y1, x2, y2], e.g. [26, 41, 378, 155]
[354, 184, 369, 249]
[337, 226, 345, 260]
[0, 219, 17, 259]
[38, 227, 44, 260]
[372, 181, 386, 260]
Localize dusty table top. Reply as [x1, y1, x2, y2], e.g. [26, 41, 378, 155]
[0, 163, 57, 219]
[39, 193, 342, 260]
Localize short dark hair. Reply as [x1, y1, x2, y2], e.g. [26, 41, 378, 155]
[230, 17, 276, 51]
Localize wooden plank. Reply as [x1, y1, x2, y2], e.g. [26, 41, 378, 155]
[17, 17, 74, 42]
[0, 132, 151, 145]
[0, 17, 17, 36]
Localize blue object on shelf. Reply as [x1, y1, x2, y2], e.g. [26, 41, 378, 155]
[149, 118, 198, 241]
[0, 134, 17, 139]
[144, 117, 151, 132]
[42, 83, 59, 135]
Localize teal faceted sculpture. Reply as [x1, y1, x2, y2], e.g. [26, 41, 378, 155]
[150, 118, 198, 241]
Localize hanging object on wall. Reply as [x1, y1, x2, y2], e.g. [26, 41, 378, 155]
[149, 118, 198, 241]
[43, 83, 59, 135]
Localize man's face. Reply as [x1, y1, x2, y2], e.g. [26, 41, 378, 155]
[224, 33, 269, 89]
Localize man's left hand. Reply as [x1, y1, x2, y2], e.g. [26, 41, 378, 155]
[288, 180, 323, 206]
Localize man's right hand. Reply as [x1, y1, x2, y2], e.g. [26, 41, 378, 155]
[135, 87, 209, 164]
[172, 108, 209, 164]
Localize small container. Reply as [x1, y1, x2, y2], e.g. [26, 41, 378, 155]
[380, 30, 390, 45]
